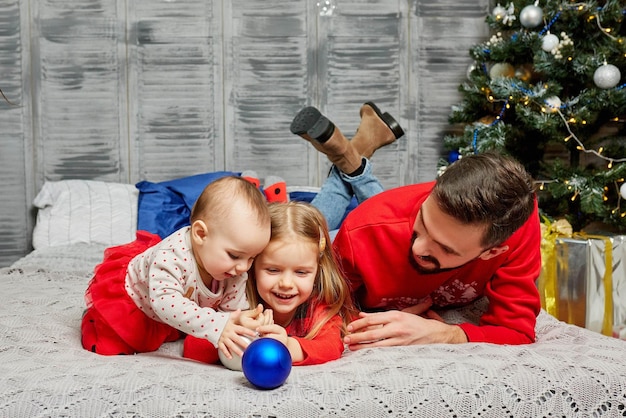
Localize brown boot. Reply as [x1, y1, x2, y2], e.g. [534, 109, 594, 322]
[290, 106, 362, 174]
[351, 102, 405, 159]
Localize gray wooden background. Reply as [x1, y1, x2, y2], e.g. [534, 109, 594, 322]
[0, 0, 490, 267]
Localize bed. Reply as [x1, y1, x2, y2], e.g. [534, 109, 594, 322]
[2, 178, 626, 417]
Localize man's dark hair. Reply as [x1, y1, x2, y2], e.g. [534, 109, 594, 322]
[432, 152, 536, 248]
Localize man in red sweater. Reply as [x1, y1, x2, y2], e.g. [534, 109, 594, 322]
[291, 103, 541, 348]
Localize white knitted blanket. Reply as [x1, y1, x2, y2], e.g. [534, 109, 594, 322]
[2, 244, 626, 417]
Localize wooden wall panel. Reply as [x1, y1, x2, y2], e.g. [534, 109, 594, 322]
[223, 1, 314, 186]
[128, 0, 223, 183]
[411, 0, 491, 183]
[319, 0, 409, 189]
[0, 0, 32, 266]
[32, 0, 127, 184]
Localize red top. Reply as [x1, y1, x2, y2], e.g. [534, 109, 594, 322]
[333, 181, 542, 345]
[286, 303, 345, 365]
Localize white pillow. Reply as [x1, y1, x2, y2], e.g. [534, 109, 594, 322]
[32, 180, 138, 249]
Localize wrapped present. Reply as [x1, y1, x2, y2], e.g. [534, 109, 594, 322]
[539, 220, 626, 337]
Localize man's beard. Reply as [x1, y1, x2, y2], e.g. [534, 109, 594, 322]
[408, 250, 442, 274]
[407, 246, 480, 275]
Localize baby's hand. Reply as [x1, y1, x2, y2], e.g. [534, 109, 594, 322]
[239, 304, 274, 329]
[218, 320, 257, 359]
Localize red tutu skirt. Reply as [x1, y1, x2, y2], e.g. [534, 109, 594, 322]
[182, 335, 219, 364]
[81, 230, 182, 355]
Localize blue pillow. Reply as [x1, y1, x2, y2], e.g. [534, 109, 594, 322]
[136, 171, 237, 238]
[136, 173, 357, 239]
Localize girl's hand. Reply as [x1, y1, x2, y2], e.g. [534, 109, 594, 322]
[239, 304, 274, 329]
[259, 308, 273, 326]
[256, 324, 288, 346]
[256, 324, 303, 363]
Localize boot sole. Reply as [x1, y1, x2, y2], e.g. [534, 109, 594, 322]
[290, 106, 335, 143]
[363, 101, 405, 139]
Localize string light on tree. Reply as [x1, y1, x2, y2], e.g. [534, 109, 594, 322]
[549, 105, 626, 167]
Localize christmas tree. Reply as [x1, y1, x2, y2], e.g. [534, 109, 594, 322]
[443, 0, 626, 233]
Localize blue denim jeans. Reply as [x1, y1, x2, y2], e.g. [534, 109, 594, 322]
[311, 159, 383, 230]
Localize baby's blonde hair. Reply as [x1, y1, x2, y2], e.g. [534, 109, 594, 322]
[247, 201, 357, 339]
[190, 176, 270, 227]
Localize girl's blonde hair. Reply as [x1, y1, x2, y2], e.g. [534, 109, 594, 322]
[247, 201, 357, 339]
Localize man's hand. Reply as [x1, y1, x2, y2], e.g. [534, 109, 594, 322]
[400, 297, 432, 315]
[401, 298, 445, 321]
[343, 310, 468, 350]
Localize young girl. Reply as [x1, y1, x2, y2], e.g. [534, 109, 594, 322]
[184, 201, 357, 366]
[81, 176, 271, 356]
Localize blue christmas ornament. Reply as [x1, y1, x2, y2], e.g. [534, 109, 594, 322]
[447, 150, 461, 163]
[241, 338, 292, 389]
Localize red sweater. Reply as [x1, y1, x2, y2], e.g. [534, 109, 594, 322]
[287, 303, 345, 365]
[333, 181, 542, 345]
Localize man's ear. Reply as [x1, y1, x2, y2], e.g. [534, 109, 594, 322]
[191, 220, 209, 244]
[479, 245, 509, 260]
